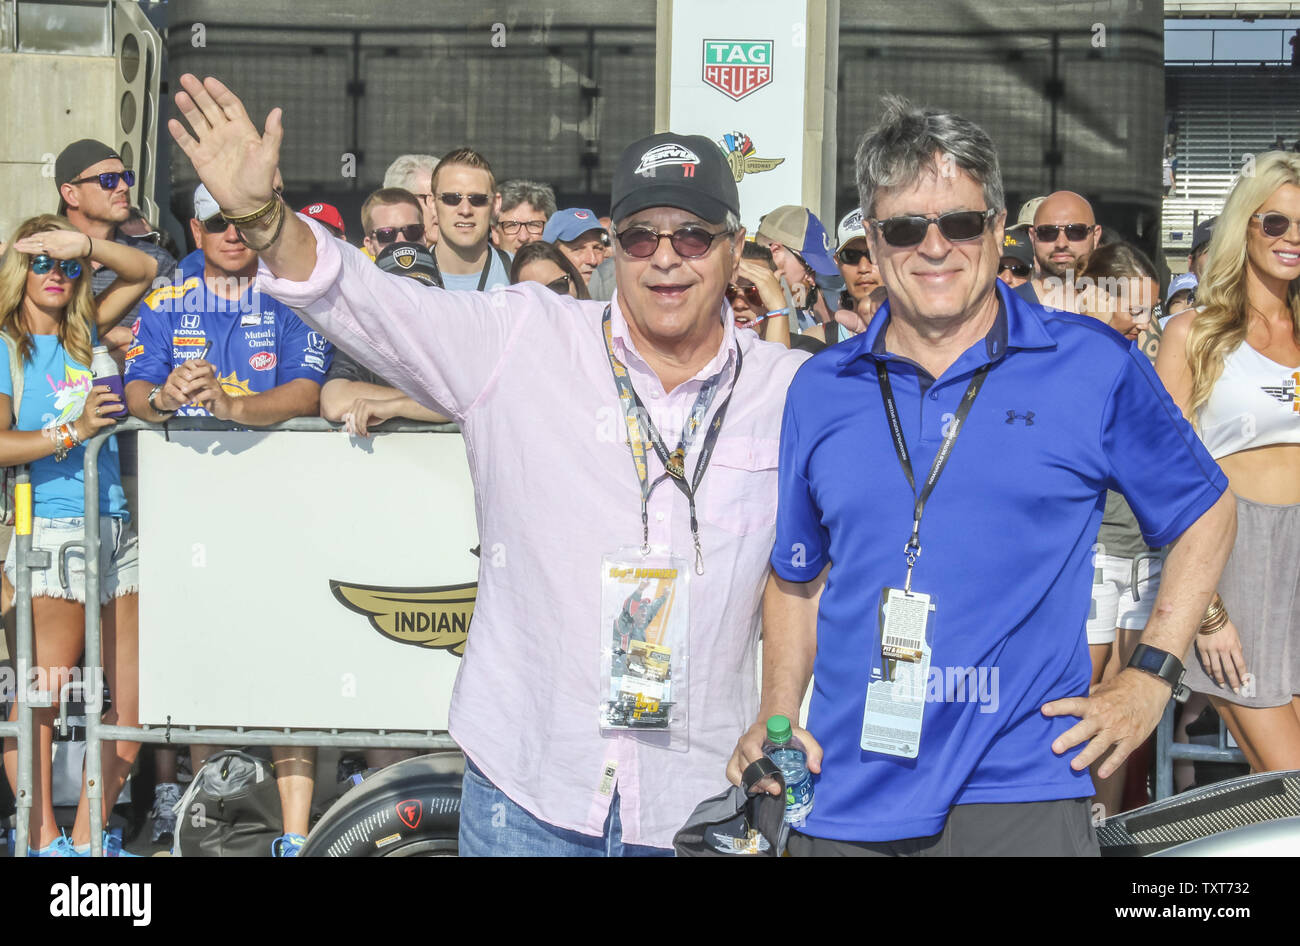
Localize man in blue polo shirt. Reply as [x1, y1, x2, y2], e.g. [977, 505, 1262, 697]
[726, 97, 1236, 856]
[122, 183, 330, 857]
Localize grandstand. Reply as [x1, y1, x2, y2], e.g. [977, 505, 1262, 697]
[1162, 7, 1300, 268]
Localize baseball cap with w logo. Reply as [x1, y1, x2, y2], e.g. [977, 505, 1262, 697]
[610, 132, 739, 225]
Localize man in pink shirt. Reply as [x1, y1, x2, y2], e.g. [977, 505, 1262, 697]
[167, 74, 806, 855]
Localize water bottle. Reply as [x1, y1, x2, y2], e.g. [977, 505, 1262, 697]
[90, 345, 127, 418]
[762, 714, 814, 826]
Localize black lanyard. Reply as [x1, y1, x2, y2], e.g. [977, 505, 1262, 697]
[602, 307, 742, 574]
[475, 250, 496, 292]
[875, 360, 990, 591]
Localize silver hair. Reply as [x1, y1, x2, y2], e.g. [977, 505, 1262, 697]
[854, 95, 1004, 219]
[383, 154, 438, 193]
[498, 180, 558, 217]
[723, 210, 742, 232]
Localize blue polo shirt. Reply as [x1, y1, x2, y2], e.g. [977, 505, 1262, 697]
[771, 281, 1227, 843]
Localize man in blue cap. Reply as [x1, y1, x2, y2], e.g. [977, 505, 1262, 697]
[544, 207, 608, 287]
[756, 205, 840, 334]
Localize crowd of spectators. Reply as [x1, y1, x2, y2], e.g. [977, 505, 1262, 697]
[1, 69, 1298, 858]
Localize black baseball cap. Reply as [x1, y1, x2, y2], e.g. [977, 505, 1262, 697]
[610, 132, 739, 226]
[1000, 226, 1034, 269]
[1191, 216, 1217, 255]
[376, 241, 442, 288]
[55, 139, 122, 213]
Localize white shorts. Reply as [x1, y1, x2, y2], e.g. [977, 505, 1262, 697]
[3, 516, 139, 606]
[1087, 553, 1162, 645]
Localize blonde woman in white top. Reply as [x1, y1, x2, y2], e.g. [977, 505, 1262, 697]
[1156, 150, 1300, 772]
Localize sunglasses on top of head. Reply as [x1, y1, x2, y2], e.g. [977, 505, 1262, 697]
[1252, 212, 1300, 239]
[613, 225, 733, 260]
[437, 192, 491, 208]
[30, 255, 82, 279]
[869, 209, 996, 248]
[1032, 223, 1092, 242]
[369, 224, 426, 245]
[67, 170, 136, 191]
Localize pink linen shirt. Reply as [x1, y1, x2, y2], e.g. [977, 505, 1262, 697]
[259, 217, 808, 848]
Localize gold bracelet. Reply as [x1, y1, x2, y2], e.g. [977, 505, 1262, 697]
[220, 195, 278, 226]
[237, 199, 286, 252]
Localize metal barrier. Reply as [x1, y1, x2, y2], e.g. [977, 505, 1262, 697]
[9, 417, 463, 857]
[1155, 699, 1248, 802]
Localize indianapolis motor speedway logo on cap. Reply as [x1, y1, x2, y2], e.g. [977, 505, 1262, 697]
[331, 579, 476, 656]
[702, 39, 773, 101]
[716, 132, 785, 182]
[634, 143, 701, 178]
[394, 246, 418, 268]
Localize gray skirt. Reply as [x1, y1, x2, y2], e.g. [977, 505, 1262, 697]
[1182, 494, 1300, 707]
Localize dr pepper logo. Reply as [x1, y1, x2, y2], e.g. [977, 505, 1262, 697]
[702, 40, 773, 101]
[249, 352, 277, 371]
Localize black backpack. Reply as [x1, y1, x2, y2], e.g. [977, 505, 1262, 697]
[173, 750, 282, 857]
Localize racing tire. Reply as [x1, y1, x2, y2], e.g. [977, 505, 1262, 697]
[300, 750, 463, 857]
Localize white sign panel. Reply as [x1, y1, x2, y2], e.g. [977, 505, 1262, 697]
[138, 429, 478, 730]
[668, 0, 809, 232]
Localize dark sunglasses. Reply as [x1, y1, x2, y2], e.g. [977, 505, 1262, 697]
[437, 192, 491, 208]
[545, 274, 573, 295]
[870, 210, 995, 248]
[201, 215, 235, 234]
[998, 261, 1031, 278]
[1032, 223, 1092, 242]
[614, 226, 732, 260]
[837, 247, 871, 266]
[725, 283, 764, 309]
[67, 170, 135, 190]
[1252, 212, 1300, 239]
[30, 255, 82, 279]
[369, 224, 426, 245]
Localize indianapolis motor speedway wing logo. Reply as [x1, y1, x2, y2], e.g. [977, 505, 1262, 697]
[716, 131, 785, 182]
[331, 580, 477, 656]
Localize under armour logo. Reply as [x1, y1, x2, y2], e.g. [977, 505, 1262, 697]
[1005, 410, 1035, 426]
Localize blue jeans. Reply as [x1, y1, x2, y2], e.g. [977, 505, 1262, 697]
[458, 758, 674, 857]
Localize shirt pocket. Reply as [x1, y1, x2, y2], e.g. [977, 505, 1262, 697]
[701, 437, 780, 535]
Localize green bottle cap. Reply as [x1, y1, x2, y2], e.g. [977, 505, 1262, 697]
[766, 714, 792, 744]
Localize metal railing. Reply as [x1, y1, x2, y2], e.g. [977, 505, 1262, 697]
[1155, 701, 1247, 802]
[8, 416, 463, 856]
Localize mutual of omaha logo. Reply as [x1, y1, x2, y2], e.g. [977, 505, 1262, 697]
[393, 247, 418, 269]
[331, 579, 476, 656]
[716, 132, 785, 183]
[702, 39, 773, 101]
[634, 143, 700, 178]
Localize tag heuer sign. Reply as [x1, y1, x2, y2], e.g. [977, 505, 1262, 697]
[702, 40, 773, 101]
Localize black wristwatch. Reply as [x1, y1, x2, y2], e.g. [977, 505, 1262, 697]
[147, 383, 176, 417]
[1127, 644, 1190, 704]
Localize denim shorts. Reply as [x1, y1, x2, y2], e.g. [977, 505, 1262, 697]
[3, 516, 139, 606]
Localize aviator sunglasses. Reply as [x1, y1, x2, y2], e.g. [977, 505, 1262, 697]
[870, 209, 996, 247]
[66, 170, 136, 191]
[613, 226, 733, 259]
[1252, 212, 1300, 239]
[725, 282, 764, 308]
[30, 255, 82, 279]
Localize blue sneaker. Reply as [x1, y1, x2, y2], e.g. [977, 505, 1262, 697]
[69, 829, 141, 857]
[271, 832, 306, 857]
[29, 832, 75, 857]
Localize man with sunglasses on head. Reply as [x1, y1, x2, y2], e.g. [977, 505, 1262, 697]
[165, 72, 807, 856]
[360, 187, 429, 261]
[1028, 190, 1101, 310]
[429, 147, 511, 292]
[56, 139, 178, 298]
[726, 96, 1235, 856]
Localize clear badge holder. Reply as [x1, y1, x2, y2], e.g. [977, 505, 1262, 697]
[600, 547, 689, 750]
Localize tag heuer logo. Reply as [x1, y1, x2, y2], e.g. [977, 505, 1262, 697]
[702, 40, 773, 101]
[635, 143, 701, 177]
[331, 579, 476, 656]
[717, 131, 785, 183]
[393, 247, 417, 269]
